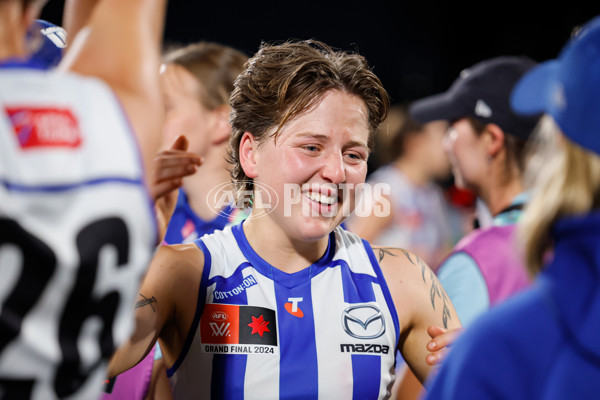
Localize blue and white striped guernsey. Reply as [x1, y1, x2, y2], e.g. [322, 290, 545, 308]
[167, 222, 400, 399]
[0, 62, 157, 400]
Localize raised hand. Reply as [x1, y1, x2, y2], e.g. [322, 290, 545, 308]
[150, 135, 202, 201]
[152, 135, 202, 241]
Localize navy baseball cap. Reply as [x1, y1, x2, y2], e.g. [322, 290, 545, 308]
[409, 56, 542, 140]
[511, 15, 600, 155]
[26, 19, 67, 68]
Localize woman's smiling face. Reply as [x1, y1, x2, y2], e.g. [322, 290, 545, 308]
[243, 89, 371, 241]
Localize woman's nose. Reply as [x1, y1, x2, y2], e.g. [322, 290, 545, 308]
[321, 152, 346, 183]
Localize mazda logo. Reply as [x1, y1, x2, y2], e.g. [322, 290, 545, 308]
[341, 304, 385, 339]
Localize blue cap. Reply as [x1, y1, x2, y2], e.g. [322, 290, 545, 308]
[26, 19, 67, 69]
[511, 15, 600, 154]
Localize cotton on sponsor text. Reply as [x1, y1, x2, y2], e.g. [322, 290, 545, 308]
[213, 275, 257, 300]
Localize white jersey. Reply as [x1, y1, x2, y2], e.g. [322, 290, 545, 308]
[0, 63, 157, 399]
[167, 223, 399, 400]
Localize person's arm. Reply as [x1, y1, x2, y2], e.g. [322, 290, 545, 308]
[107, 242, 204, 377]
[376, 247, 462, 383]
[60, 0, 168, 186]
[60, 0, 94, 41]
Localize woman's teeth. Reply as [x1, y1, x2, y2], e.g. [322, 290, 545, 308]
[306, 192, 336, 205]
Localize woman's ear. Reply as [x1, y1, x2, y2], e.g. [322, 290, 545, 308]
[239, 131, 258, 178]
[484, 123, 505, 158]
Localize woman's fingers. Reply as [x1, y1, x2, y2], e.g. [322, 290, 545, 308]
[425, 325, 465, 365]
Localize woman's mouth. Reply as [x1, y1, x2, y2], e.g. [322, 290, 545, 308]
[305, 191, 337, 205]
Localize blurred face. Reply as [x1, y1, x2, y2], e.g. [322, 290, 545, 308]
[250, 90, 370, 241]
[160, 63, 216, 155]
[442, 118, 488, 193]
[421, 120, 451, 180]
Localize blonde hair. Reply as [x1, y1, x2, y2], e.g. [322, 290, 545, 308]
[162, 41, 248, 110]
[518, 115, 600, 275]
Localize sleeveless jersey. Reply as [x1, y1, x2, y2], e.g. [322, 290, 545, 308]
[0, 63, 157, 399]
[167, 223, 400, 399]
[163, 189, 248, 245]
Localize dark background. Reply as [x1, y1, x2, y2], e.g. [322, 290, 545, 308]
[40, 1, 599, 106]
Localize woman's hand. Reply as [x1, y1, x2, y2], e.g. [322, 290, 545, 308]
[151, 135, 202, 241]
[425, 325, 464, 365]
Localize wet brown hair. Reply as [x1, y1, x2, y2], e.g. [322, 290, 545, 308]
[228, 39, 389, 207]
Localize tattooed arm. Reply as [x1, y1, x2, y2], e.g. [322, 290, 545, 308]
[107, 243, 204, 377]
[375, 246, 461, 383]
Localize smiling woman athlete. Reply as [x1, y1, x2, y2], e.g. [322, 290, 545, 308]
[107, 39, 460, 400]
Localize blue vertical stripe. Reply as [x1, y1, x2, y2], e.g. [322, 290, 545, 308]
[340, 249, 382, 400]
[351, 354, 381, 399]
[211, 354, 247, 400]
[275, 281, 318, 398]
[339, 260, 377, 303]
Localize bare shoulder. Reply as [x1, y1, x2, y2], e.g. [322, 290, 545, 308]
[142, 243, 205, 303]
[154, 242, 205, 266]
[371, 246, 430, 287]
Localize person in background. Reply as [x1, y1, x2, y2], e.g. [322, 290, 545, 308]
[424, 14, 600, 399]
[409, 56, 541, 328]
[160, 41, 250, 244]
[103, 40, 248, 400]
[106, 39, 460, 399]
[346, 104, 456, 268]
[0, 0, 169, 398]
[21, 12, 197, 400]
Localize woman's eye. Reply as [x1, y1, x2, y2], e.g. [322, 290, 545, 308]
[345, 152, 365, 161]
[304, 145, 319, 152]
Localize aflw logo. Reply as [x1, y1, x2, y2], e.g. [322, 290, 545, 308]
[210, 322, 231, 337]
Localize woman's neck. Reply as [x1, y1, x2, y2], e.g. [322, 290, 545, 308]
[480, 178, 524, 217]
[241, 216, 330, 274]
[183, 165, 232, 221]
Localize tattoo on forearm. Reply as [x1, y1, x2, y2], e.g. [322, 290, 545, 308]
[377, 248, 397, 262]
[136, 293, 157, 312]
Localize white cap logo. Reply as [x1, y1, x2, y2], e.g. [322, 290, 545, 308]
[41, 26, 67, 49]
[475, 99, 492, 118]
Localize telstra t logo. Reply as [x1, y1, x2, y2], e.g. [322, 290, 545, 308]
[285, 297, 304, 318]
